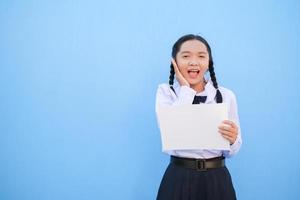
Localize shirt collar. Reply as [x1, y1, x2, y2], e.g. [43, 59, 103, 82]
[173, 79, 217, 103]
[201, 80, 217, 103]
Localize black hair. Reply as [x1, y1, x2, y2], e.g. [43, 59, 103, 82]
[169, 34, 223, 103]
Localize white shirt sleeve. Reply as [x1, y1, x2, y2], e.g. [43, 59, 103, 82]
[155, 84, 197, 112]
[222, 90, 242, 158]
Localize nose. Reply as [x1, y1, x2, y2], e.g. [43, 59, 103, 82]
[188, 60, 199, 66]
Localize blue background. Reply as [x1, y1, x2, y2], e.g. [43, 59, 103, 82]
[1, 0, 299, 199]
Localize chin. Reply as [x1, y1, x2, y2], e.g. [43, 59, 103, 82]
[188, 79, 202, 86]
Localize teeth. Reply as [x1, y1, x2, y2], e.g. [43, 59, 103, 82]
[188, 69, 199, 72]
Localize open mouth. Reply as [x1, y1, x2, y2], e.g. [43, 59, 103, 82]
[187, 69, 200, 78]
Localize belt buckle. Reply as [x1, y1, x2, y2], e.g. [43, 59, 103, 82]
[196, 159, 207, 171]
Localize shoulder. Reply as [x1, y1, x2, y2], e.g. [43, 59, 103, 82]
[218, 86, 237, 102]
[157, 82, 180, 95]
[156, 83, 173, 98]
[218, 86, 239, 116]
[157, 83, 171, 91]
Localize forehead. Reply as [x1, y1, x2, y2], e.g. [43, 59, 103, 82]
[179, 40, 208, 53]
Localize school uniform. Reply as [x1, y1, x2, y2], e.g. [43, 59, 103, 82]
[155, 79, 242, 200]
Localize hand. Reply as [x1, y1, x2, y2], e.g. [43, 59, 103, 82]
[218, 120, 238, 145]
[171, 58, 190, 87]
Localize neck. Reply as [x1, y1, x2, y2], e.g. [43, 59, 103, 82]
[191, 79, 207, 93]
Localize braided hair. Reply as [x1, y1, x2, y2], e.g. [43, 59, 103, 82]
[169, 34, 223, 103]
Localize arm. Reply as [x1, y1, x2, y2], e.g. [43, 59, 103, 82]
[221, 92, 242, 158]
[155, 84, 196, 113]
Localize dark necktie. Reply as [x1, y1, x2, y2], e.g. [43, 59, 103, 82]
[192, 96, 207, 104]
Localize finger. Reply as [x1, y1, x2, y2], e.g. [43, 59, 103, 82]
[171, 59, 180, 75]
[171, 58, 189, 86]
[171, 58, 177, 67]
[219, 130, 237, 140]
[218, 129, 234, 137]
[223, 120, 238, 129]
[222, 120, 233, 127]
[218, 125, 234, 132]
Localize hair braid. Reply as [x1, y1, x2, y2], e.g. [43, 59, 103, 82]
[169, 63, 176, 95]
[208, 60, 223, 103]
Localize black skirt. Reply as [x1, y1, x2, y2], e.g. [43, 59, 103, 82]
[156, 159, 237, 200]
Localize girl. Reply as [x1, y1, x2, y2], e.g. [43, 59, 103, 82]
[155, 34, 242, 200]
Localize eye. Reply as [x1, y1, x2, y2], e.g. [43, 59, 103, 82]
[199, 55, 205, 58]
[182, 55, 189, 58]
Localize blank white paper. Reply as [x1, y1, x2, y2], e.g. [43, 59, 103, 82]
[156, 103, 230, 151]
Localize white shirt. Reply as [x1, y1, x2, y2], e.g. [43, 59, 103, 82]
[155, 79, 242, 159]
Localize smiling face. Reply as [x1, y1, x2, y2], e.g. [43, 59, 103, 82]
[175, 39, 209, 87]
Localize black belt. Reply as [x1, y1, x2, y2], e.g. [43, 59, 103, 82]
[170, 155, 225, 171]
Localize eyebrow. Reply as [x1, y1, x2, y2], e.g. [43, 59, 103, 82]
[180, 51, 207, 54]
